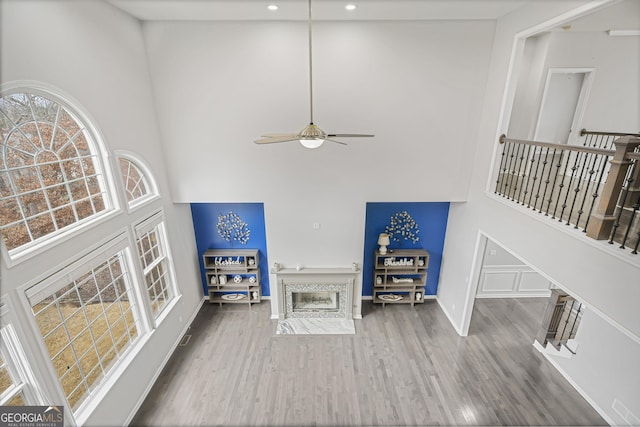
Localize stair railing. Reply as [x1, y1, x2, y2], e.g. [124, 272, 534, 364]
[496, 133, 640, 254]
[536, 288, 584, 351]
[579, 128, 640, 150]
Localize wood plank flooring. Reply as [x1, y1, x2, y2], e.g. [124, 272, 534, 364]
[131, 298, 606, 426]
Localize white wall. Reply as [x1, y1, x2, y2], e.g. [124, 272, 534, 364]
[508, 0, 640, 140]
[143, 20, 495, 204]
[0, 1, 203, 425]
[437, 1, 640, 424]
[544, 30, 640, 133]
[507, 33, 551, 139]
[543, 307, 640, 426]
[143, 19, 496, 316]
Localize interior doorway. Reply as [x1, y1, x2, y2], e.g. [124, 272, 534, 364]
[533, 68, 594, 145]
[459, 233, 554, 337]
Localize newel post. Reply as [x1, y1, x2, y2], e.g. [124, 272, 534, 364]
[586, 136, 640, 240]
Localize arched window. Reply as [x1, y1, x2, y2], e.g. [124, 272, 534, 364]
[0, 88, 114, 256]
[116, 153, 158, 209]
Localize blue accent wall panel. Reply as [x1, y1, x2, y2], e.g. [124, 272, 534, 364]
[363, 202, 449, 296]
[191, 203, 270, 296]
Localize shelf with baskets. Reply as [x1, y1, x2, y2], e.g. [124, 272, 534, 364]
[203, 249, 261, 305]
[373, 249, 429, 306]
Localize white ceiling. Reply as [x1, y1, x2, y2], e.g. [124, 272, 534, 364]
[107, 0, 530, 21]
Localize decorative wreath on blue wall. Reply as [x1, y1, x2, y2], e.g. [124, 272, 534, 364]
[385, 210, 420, 244]
[216, 211, 251, 245]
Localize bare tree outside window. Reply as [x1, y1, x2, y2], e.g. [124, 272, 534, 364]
[0, 92, 110, 252]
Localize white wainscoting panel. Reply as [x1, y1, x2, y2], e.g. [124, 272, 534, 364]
[477, 265, 552, 298]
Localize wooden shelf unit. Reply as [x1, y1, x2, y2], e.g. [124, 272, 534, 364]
[203, 249, 261, 305]
[373, 249, 429, 306]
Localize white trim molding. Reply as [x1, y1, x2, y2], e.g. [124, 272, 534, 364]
[476, 264, 552, 298]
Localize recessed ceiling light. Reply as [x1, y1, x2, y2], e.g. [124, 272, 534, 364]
[267, 4, 279, 11]
[345, 4, 357, 11]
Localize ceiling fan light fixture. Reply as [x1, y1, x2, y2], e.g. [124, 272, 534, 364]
[299, 138, 325, 149]
[298, 123, 326, 149]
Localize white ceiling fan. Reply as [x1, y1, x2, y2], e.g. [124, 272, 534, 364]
[254, 0, 374, 149]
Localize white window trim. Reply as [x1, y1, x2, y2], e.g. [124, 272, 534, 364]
[114, 150, 160, 212]
[25, 233, 131, 304]
[18, 231, 151, 424]
[0, 297, 47, 406]
[0, 81, 121, 267]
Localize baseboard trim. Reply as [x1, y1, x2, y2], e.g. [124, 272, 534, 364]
[436, 297, 464, 336]
[124, 297, 206, 426]
[533, 341, 616, 426]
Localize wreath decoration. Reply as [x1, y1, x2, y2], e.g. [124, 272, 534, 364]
[216, 211, 251, 245]
[385, 210, 420, 244]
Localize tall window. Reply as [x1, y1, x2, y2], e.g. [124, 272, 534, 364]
[0, 90, 112, 254]
[0, 302, 43, 407]
[135, 214, 176, 318]
[26, 241, 140, 412]
[0, 328, 29, 406]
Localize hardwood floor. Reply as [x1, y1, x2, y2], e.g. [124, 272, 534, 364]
[131, 298, 606, 426]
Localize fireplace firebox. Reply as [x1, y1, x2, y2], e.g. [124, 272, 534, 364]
[292, 291, 339, 313]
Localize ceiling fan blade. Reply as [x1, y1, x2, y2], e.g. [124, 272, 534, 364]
[260, 133, 299, 138]
[327, 133, 375, 137]
[254, 136, 299, 144]
[326, 139, 348, 146]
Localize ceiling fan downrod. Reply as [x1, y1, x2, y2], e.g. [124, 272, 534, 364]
[253, 0, 374, 148]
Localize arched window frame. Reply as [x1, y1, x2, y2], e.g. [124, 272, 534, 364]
[114, 151, 159, 212]
[0, 81, 120, 266]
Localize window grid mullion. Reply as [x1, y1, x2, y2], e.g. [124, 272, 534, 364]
[48, 103, 62, 151]
[124, 161, 133, 200]
[99, 264, 119, 362]
[7, 120, 41, 154]
[130, 176, 144, 198]
[3, 168, 34, 241]
[33, 159, 59, 232]
[105, 256, 129, 354]
[142, 254, 164, 277]
[0, 383, 25, 406]
[27, 96, 46, 151]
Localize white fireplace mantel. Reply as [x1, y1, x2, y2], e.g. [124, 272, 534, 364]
[271, 267, 358, 275]
[273, 268, 359, 321]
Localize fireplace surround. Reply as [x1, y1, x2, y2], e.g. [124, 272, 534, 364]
[274, 268, 356, 321]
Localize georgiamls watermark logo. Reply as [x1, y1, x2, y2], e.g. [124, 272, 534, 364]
[0, 406, 63, 427]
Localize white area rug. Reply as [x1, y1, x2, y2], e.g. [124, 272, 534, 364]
[276, 318, 356, 335]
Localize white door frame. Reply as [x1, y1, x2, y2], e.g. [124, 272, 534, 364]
[459, 231, 488, 336]
[533, 67, 596, 145]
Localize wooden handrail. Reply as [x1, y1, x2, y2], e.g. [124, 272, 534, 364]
[627, 152, 640, 161]
[499, 134, 614, 156]
[580, 128, 640, 137]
